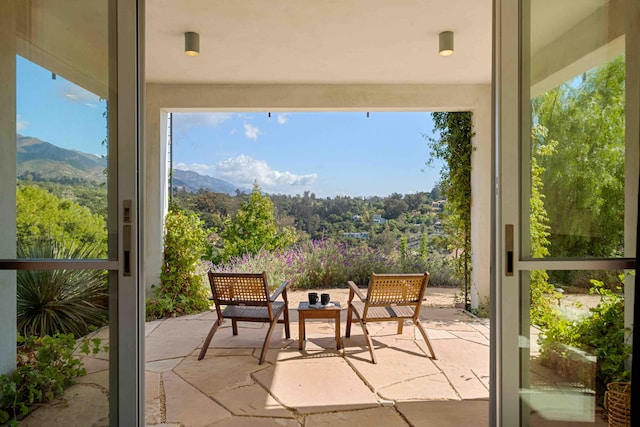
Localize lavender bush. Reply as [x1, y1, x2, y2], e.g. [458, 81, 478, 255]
[210, 239, 457, 290]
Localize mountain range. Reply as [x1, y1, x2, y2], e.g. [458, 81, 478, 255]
[16, 135, 239, 194]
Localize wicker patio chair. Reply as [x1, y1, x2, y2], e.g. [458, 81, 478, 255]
[198, 271, 290, 364]
[345, 272, 436, 364]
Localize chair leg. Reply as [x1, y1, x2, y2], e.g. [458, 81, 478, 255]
[358, 318, 377, 364]
[259, 317, 280, 365]
[283, 305, 291, 339]
[414, 319, 437, 360]
[345, 305, 353, 337]
[232, 319, 238, 335]
[198, 319, 222, 361]
[397, 319, 404, 334]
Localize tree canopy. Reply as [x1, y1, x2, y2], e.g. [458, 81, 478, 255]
[532, 55, 625, 258]
[221, 183, 297, 260]
[17, 184, 108, 255]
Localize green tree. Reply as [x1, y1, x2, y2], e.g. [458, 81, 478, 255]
[419, 233, 429, 263]
[426, 112, 474, 307]
[17, 184, 107, 256]
[147, 206, 210, 319]
[221, 183, 297, 260]
[532, 55, 625, 259]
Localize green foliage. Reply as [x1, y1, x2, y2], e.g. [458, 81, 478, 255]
[532, 56, 625, 258]
[399, 236, 408, 262]
[0, 333, 101, 425]
[16, 180, 108, 218]
[425, 112, 474, 306]
[146, 206, 210, 319]
[419, 234, 428, 263]
[173, 188, 443, 252]
[529, 125, 561, 328]
[539, 278, 631, 404]
[221, 183, 297, 260]
[17, 240, 108, 338]
[17, 184, 107, 256]
[213, 239, 458, 290]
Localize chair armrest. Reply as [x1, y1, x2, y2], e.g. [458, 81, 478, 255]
[270, 280, 289, 302]
[348, 281, 366, 303]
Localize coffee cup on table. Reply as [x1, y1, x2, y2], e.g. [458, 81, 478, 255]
[308, 292, 319, 305]
[321, 293, 330, 306]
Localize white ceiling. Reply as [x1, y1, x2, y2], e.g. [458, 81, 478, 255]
[145, 0, 493, 85]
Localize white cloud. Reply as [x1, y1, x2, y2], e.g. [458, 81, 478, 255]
[244, 124, 259, 141]
[216, 154, 317, 191]
[174, 162, 215, 175]
[174, 113, 234, 129]
[58, 83, 100, 105]
[16, 114, 28, 132]
[277, 113, 289, 125]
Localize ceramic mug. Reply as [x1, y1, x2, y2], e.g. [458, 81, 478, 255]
[321, 293, 330, 305]
[308, 292, 319, 305]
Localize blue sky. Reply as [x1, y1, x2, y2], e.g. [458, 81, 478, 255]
[172, 112, 442, 197]
[17, 56, 107, 157]
[17, 56, 443, 198]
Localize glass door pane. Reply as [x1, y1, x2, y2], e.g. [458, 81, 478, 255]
[0, 1, 131, 425]
[518, 0, 633, 425]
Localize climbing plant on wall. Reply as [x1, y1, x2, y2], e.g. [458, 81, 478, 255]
[425, 112, 474, 308]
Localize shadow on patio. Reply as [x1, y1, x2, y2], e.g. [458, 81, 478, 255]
[141, 306, 489, 427]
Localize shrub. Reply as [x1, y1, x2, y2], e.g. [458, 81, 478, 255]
[146, 207, 210, 319]
[0, 333, 102, 425]
[211, 239, 455, 290]
[17, 240, 108, 338]
[538, 279, 631, 404]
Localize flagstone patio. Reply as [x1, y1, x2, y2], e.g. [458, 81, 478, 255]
[20, 304, 490, 427]
[146, 306, 490, 426]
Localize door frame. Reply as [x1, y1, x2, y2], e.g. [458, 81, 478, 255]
[0, 0, 144, 425]
[492, 0, 640, 425]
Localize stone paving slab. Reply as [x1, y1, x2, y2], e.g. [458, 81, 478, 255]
[378, 372, 460, 401]
[206, 416, 301, 427]
[145, 371, 162, 425]
[78, 355, 109, 374]
[346, 342, 440, 392]
[439, 367, 489, 400]
[175, 353, 267, 394]
[146, 356, 184, 372]
[211, 383, 295, 418]
[200, 322, 293, 350]
[163, 370, 231, 426]
[76, 369, 109, 390]
[397, 400, 489, 427]
[304, 406, 409, 426]
[253, 350, 380, 414]
[146, 335, 204, 361]
[19, 384, 109, 427]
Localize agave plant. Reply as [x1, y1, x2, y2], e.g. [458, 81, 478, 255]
[17, 239, 108, 338]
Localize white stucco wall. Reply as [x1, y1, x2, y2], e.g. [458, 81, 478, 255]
[145, 83, 492, 308]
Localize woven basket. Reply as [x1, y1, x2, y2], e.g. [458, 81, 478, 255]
[605, 382, 630, 427]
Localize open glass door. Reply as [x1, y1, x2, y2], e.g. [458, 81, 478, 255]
[494, 0, 639, 425]
[0, 1, 142, 425]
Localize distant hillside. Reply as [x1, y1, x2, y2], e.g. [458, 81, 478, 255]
[16, 134, 241, 193]
[17, 135, 107, 184]
[172, 169, 239, 195]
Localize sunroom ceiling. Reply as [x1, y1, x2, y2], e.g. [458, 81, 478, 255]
[145, 0, 493, 85]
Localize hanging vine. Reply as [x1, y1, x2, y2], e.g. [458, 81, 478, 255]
[425, 112, 475, 308]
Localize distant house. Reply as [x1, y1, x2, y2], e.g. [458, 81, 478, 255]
[352, 214, 361, 221]
[372, 214, 388, 224]
[430, 200, 447, 211]
[343, 232, 369, 239]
